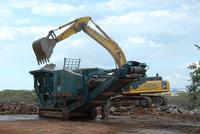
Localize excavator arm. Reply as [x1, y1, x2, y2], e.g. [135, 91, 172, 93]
[32, 16, 126, 67]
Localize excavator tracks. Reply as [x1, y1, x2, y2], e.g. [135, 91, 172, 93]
[110, 95, 167, 108]
[38, 108, 69, 121]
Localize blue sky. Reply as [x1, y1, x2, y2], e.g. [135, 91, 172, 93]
[0, 0, 200, 89]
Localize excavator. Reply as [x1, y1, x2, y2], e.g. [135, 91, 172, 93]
[38, 16, 170, 107]
[31, 16, 169, 120]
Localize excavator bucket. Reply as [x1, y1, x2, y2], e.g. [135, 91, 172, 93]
[32, 37, 56, 64]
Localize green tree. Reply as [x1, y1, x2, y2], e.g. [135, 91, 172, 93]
[187, 62, 200, 108]
[194, 44, 200, 50]
[187, 62, 200, 92]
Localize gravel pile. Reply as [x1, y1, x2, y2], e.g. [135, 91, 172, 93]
[110, 104, 200, 116]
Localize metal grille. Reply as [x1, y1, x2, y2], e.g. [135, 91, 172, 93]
[63, 58, 81, 70]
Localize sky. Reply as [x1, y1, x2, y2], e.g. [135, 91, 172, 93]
[0, 0, 200, 89]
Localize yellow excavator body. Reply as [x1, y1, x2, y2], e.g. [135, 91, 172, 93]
[123, 80, 170, 95]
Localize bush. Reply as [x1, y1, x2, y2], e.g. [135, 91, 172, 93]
[186, 62, 200, 109]
[0, 89, 37, 104]
[164, 91, 200, 110]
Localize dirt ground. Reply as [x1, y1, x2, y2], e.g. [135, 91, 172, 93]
[0, 114, 199, 134]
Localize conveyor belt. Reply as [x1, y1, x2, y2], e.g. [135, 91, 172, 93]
[74, 74, 143, 112]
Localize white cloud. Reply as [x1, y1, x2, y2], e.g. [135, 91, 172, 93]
[185, 61, 200, 68]
[149, 10, 187, 19]
[71, 39, 85, 46]
[10, 1, 37, 8]
[0, 30, 15, 41]
[32, 3, 81, 16]
[180, 4, 191, 11]
[98, 8, 191, 37]
[0, 4, 13, 19]
[96, 0, 139, 11]
[11, 1, 85, 16]
[14, 18, 32, 25]
[127, 36, 146, 44]
[51, 53, 64, 62]
[163, 73, 189, 88]
[123, 36, 162, 48]
[0, 25, 55, 41]
[174, 73, 183, 79]
[165, 75, 172, 81]
[148, 41, 160, 48]
[28, 25, 55, 38]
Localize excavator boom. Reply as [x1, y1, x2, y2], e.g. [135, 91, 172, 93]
[32, 16, 126, 66]
[83, 26, 126, 67]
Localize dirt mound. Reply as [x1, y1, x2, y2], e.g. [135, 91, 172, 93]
[110, 104, 200, 120]
[110, 105, 163, 116]
[0, 102, 38, 114]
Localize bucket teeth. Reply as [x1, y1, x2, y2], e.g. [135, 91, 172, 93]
[37, 58, 50, 65]
[39, 59, 47, 65]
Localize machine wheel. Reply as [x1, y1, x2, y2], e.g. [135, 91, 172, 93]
[61, 108, 69, 121]
[139, 97, 152, 108]
[151, 96, 167, 106]
[88, 109, 97, 119]
[157, 96, 167, 106]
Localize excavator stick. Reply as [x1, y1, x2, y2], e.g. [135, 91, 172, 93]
[32, 37, 56, 64]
